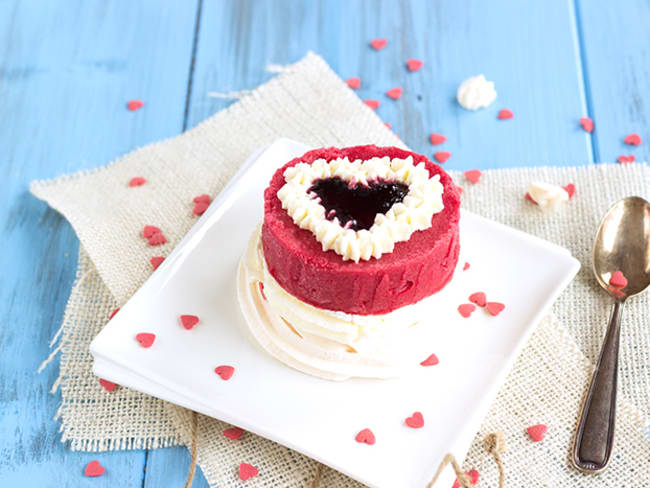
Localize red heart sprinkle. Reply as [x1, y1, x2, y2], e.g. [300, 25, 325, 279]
[148, 233, 167, 246]
[617, 155, 635, 164]
[370, 38, 387, 50]
[406, 58, 423, 72]
[239, 462, 259, 481]
[498, 109, 514, 120]
[258, 282, 267, 300]
[609, 270, 628, 288]
[384, 122, 392, 130]
[420, 353, 439, 366]
[386, 87, 403, 100]
[527, 424, 547, 442]
[355, 428, 376, 445]
[430, 133, 447, 146]
[84, 460, 106, 477]
[525, 192, 538, 205]
[456, 186, 463, 195]
[180, 314, 200, 330]
[364, 99, 380, 110]
[127, 100, 144, 111]
[463, 262, 470, 271]
[135, 333, 156, 348]
[224, 427, 245, 440]
[109, 307, 120, 320]
[452, 469, 479, 488]
[486, 302, 506, 316]
[143, 225, 162, 238]
[580, 117, 594, 133]
[99, 379, 116, 392]
[346, 77, 361, 89]
[193, 201, 210, 216]
[563, 183, 576, 199]
[150, 256, 165, 270]
[469, 292, 487, 307]
[129, 176, 147, 187]
[624, 133, 641, 146]
[405, 411, 424, 429]
[458, 304, 476, 318]
[434, 151, 451, 163]
[193, 194, 211, 204]
[215, 365, 235, 380]
[464, 169, 482, 184]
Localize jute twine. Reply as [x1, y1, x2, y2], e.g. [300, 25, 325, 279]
[182, 415, 505, 488]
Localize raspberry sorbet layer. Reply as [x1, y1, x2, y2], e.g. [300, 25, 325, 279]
[262, 146, 461, 315]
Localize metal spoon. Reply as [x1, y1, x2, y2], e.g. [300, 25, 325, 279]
[571, 196, 650, 473]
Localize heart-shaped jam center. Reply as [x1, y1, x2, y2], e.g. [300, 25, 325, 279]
[309, 176, 409, 231]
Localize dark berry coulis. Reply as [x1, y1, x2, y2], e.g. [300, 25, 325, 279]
[309, 176, 409, 231]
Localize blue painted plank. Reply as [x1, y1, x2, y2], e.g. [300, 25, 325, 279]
[0, 1, 199, 486]
[575, 0, 650, 164]
[187, 0, 592, 170]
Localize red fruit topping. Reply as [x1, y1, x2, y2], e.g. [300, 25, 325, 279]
[624, 133, 641, 146]
[580, 117, 594, 133]
[525, 192, 538, 205]
[498, 109, 514, 120]
[180, 315, 200, 330]
[346, 77, 361, 89]
[99, 379, 116, 392]
[430, 133, 447, 146]
[452, 469, 479, 487]
[143, 225, 162, 238]
[148, 233, 167, 246]
[127, 100, 144, 111]
[405, 411, 424, 429]
[458, 304, 476, 318]
[563, 183, 576, 199]
[464, 169, 482, 184]
[215, 365, 235, 380]
[486, 302, 506, 316]
[420, 353, 439, 366]
[150, 256, 165, 270]
[527, 424, 548, 442]
[406, 58, 423, 72]
[84, 460, 106, 477]
[129, 176, 147, 187]
[386, 87, 403, 100]
[370, 38, 387, 50]
[258, 282, 267, 300]
[434, 151, 451, 163]
[355, 428, 376, 445]
[239, 462, 259, 481]
[135, 333, 156, 348]
[109, 307, 120, 320]
[469, 292, 487, 307]
[364, 99, 380, 110]
[193, 201, 210, 216]
[609, 270, 628, 288]
[617, 155, 635, 164]
[463, 262, 470, 271]
[224, 427, 245, 440]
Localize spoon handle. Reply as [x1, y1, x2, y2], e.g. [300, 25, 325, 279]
[572, 300, 623, 473]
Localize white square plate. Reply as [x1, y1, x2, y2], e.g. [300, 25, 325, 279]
[91, 139, 580, 488]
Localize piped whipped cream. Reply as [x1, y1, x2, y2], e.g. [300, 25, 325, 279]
[528, 182, 569, 210]
[457, 74, 497, 110]
[277, 156, 444, 262]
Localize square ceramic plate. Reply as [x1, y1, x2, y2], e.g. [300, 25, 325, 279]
[90, 139, 580, 488]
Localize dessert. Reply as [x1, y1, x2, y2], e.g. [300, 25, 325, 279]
[456, 74, 497, 110]
[238, 146, 461, 380]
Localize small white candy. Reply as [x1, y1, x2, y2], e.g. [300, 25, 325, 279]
[528, 182, 569, 210]
[457, 74, 497, 110]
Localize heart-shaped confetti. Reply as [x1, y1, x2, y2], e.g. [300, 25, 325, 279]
[384, 122, 392, 130]
[420, 353, 439, 366]
[609, 270, 628, 288]
[463, 262, 470, 271]
[526, 424, 548, 442]
[355, 428, 376, 445]
[563, 183, 576, 199]
[405, 411, 424, 429]
[498, 108, 514, 120]
[370, 38, 387, 50]
[386, 87, 403, 100]
[579, 117, 594, 133]
[617, 155, 635, 164]
[148, 233, 167, 246]
[624, 133, 641, 146]
[458, 303, 476, 318]
[127, 99, 144, 111]
[452, 469, 479, 488]
[135, 333, 156, 348]
[109, 307, 120, 320]
[429, 133, 446, 146]
[434, 151, 451, 164]
[469, 292, 487, 307]
[224, 427, 245, 440]
[84, 460, 106, 477]
[143, 225, 162, 238]
[464, 169, 482, 184]
[364, 99, 380, 110]
[193, 201, 210, 216]
[99, 379, 116, 392]
[406, 58, 423, 72]
[239, 462, 259, 481]
[150, 256, 165, 270]
[525, 192, 538, 205]
[346, 77, 361, 89]
[193, 194, 211, 204]
[129, 176, 147, 187]
[486, 302, 506, 316]
[180, 314, 200, 330]
[215, 365, 235, 380]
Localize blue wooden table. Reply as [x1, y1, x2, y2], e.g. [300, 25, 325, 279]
[1, 1, 648, 486]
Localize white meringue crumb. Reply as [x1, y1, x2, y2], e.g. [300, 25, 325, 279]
[528, 182, 569, 210]
[457, 74, 497, 110]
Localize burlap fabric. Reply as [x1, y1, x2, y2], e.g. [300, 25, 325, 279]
[32, 53, 649, 486]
